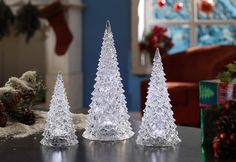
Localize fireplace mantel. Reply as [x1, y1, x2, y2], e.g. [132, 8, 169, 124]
[5, 0, 84, 8]
[0, 0, 84, 112]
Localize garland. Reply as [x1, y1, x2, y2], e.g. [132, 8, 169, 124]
[0, 0, 14, 40]
[0, 1, 41, 42]
[15, 2, 41, 42]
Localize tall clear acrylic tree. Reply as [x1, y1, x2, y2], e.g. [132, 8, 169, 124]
[41, 73, 78, 147]
[82, 20, 134, 141]
[136, 49, 181, 146]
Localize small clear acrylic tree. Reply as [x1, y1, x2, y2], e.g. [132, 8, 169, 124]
[136, 49, 181, 146]
[82, 20, 134, 141]
[41, 73, 78, 147]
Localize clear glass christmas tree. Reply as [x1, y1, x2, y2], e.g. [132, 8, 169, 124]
[41, 73, 78, 147]
[136, 49, 181, 146]
[82, 20, 134, 141]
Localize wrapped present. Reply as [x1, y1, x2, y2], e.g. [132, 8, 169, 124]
[201, 103, 236, 147]
[199, 80, 236, 107]
[201, 106, 221, 146]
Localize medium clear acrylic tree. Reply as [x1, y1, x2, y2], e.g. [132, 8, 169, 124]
[136, 49, 181, 146]
[41, 73, 78, 147]
[82, 20, 134, 141]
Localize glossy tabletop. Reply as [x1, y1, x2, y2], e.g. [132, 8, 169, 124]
[0, 118, 229, 162]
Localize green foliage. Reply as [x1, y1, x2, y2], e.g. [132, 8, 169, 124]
[217, 71, 232, 83]
[226, 61, 236, 73]
[0, 0, 14, 40]
[200, 85, 215, 99]
[15, 2, 41, 42]
[217, 61, 236, 83]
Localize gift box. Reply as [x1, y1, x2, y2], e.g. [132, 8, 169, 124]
[201, 106, 236, 147]
[200, 80, 236, 146]
[199, 80, 236, 107]
[201, 106, 221, 146]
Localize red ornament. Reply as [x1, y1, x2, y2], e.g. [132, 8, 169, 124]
[198, 0, 215, 14]
[174, 2, 183, 12]
[157, 0, 166, 8]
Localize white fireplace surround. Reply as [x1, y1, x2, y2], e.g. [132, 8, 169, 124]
[0, 0, 84, 112]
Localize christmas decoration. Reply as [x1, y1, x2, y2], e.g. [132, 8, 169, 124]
[5, 76, 36, 125]
[5, 77, 35, 101]
[217, 61, 236, 83]
[41, 2, 73, 56]
[0, 101, 7, 127]
[15, 2, 41, 42]
[136, 49, 181, 146]
[174, 2, 183, 12]
[198, 0, 215, 14]
[200, 83, 236, 146]
[0, 87, 21, 127]
[201, 106, 220, 146]
[82, 21, 134, 141]
[20, 71, 46, 104]
[139, 25, 173, 62]
[200, 85, 215, 100]
[0, 87, 21, 112]
[0, 110, 86, 138]
[41, 73, 78, 147]
[212, 101, 236, 158]
[8, 109, 35, 125]
[0, 71, 45, 127]
[0, 0, 14, 40]
[157, 0, 166, 8]
[199, 80, 236, 107]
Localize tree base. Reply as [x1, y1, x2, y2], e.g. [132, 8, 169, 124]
[40, 136, 78, 147]
[82, 130, 134, 141]
[136, 136, 181, 147]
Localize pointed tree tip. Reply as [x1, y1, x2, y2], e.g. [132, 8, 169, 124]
[106, 20, 110, 26]
[106, 20, 110, 24]
[105, 20, 112, 33]
[57, 71, 63, 76]
[56, 72, 64, 82]
[153, 48, 161, 61]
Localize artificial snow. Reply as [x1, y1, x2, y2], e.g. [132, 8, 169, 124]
[0, 111, 86, 138]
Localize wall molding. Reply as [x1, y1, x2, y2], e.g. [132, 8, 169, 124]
[131, 0, 152, 75]
[0, 0, 84, 111]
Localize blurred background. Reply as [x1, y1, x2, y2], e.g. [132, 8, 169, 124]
[0, 0, 236, 113]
